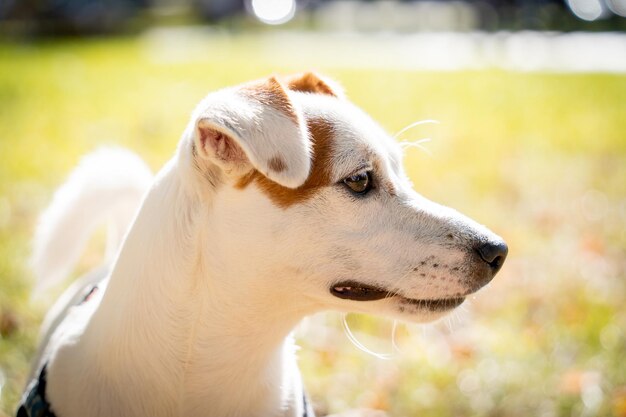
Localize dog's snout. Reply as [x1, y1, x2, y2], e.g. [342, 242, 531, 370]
[476, 240, 508, 272]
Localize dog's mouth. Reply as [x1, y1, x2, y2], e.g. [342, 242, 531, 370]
[330, 280, 465, 312]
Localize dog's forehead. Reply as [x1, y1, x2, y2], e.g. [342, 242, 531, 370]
[296, 93, 402, 179]
[236, 93, 403, 208]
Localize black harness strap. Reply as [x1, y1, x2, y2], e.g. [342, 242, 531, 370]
[302, 391, 313, 417]
[16, 365, 57, 417]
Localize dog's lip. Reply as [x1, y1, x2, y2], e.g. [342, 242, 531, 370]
[399, 296, 466, 312]
[330, 280, 390, 301]
[330, 280, 466, 311]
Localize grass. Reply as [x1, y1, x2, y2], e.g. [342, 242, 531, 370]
[0, 31, 625, 417]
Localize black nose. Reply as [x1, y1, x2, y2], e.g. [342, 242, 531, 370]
[476, 240, 508, 271]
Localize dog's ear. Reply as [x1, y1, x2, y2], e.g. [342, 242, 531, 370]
[193, 77, 311, 189]
[286, 72, 344, 98]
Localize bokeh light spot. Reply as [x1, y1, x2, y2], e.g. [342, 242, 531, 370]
[251, 0, 296, 25]
[607, 0, 626, 16]
[566, 0, 605, 21]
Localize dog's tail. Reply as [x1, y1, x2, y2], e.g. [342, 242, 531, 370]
[31, 147, 153, 294]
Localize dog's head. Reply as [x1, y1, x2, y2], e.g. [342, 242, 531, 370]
[180, 73, 507, 323]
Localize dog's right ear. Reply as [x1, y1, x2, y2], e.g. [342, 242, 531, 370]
[286, 72, 345, 98]
[191, 77, 311, 189]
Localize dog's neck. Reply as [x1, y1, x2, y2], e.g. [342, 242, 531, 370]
[55, 159, 311, 417]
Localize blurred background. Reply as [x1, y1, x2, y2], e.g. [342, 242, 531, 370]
[0, 0, 625, 416]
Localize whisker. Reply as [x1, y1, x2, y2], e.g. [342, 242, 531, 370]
[342, 314, 393, 360]
[400, 137, 432, 146]
[394, 119, 440, 139]
[400, 138, 433, 157]
[391, 319, 403, 354]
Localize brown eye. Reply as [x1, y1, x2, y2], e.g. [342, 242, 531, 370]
[343, 172, 372, 195]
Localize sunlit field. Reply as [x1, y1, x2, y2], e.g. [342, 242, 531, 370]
[0, 34, 625, 417]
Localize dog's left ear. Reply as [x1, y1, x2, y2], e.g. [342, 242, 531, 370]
[192, 77, 311, 189]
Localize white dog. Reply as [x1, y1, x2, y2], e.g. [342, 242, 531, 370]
[22, 73, 507, 417]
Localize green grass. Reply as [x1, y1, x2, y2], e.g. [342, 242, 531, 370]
[0, 33, 625, 417]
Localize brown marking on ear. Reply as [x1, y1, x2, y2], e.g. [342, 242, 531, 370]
[241, 77, 299, 125]
[268, 155, 287, 173]
[286, 72, 338, 97]
[236, 118, 335, 208]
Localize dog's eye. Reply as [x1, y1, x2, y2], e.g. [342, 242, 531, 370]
[343, 172, 372, 195]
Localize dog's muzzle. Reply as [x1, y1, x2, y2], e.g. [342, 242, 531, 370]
[329, 238, 508, 313]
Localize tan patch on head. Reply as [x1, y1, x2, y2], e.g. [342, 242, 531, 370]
[241, 77, 299, 124]
[286, 72, 338, 97]
[267, 155, 287, 173]
[236, 118, 335, 208]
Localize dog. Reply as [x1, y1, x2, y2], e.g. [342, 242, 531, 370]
[22, 73, 507, 417]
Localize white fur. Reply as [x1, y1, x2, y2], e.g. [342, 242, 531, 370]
[30, 78, 505, 417]
[31, 148, 152, 293]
